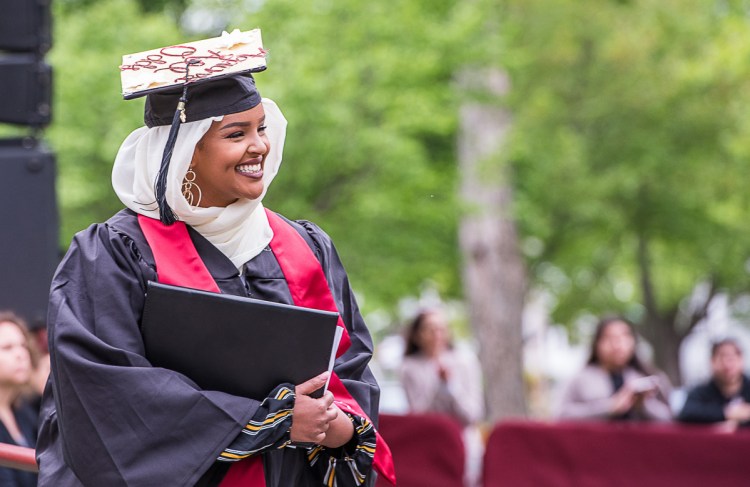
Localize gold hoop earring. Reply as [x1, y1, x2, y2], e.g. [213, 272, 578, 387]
[182, 167, 202, 207]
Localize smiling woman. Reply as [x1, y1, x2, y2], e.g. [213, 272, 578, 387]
[35, 30, 393, 487]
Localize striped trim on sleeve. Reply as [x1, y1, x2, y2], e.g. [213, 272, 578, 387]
[217, 385, 295, 462]
[306, 413, 376, 486]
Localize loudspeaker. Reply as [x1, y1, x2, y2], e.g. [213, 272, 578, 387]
[0, 138, 58, 327]
[0, 54, 52, 126]
[0, 0, 52, 54]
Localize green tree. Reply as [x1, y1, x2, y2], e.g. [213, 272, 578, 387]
[49, 0, 186, 242]
[501, 0, 750, 383]
[212, 0, 471, 314]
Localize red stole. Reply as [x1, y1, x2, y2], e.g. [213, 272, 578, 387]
[138, 211, 396, 486]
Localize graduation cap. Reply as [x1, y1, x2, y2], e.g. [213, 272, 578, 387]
[119, 29, 268, 225]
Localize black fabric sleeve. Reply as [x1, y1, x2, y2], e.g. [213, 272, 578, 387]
[295, 220, 381, 486]
[218, 384, 295, 462]
[677, 384, 727, 423]
[296, 221, 380, 421]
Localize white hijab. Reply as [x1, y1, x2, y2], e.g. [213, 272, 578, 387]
[112, 98, 287, 269]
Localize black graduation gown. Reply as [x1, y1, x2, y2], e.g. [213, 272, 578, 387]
[36, 209, 380, 486]
[0, 400, 38, 487]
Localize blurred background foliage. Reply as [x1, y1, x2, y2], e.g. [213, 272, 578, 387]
[45, 0, 750, 353]
[506, 0, 750, 323]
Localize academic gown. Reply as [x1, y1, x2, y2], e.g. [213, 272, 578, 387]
[36, 209, 380, 486]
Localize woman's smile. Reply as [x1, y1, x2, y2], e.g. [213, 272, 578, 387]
[236, 159, 263, 179]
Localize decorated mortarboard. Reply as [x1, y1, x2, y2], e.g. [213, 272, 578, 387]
[120, 28, 266, 99]
[119, 29, 268, 225]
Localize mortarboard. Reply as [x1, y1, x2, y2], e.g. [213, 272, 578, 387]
[119, 29, 267, 225]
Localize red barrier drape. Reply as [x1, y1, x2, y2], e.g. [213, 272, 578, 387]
[375, 413, 465, 487]
[483, 421, 750, 487]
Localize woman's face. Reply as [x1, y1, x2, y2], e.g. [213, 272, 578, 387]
[0, 322, 32, 388]
[189, 103, 270, 208]
[595, 321, 636, 371]
[415, 312, 450, 356]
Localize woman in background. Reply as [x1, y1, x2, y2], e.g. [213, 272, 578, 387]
[400, 308, 484, 487]
[557, 316, 672, 421]
[0, 311, 40, 487]
[400, 309, 484, 424]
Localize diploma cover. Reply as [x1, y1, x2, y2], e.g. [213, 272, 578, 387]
[141, 281, 340, 400]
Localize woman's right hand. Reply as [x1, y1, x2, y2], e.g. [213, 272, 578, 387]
[724, 399, 750, 423]
[437, 361, 450, 382]
[290, 372, 338, 444]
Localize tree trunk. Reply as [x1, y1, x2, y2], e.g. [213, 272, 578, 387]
[642, 313, 684, 386]
[458, 69, 527, 421]
[636, 232, 714, 386]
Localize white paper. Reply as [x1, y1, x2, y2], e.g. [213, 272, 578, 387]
[323, 327, 344, 395]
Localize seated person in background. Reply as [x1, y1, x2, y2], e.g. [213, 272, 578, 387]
[0, 311, 41, 487]
[678, 338, 750, 431]
[399, 308, 484, 425]
[557, 316, 672, 421]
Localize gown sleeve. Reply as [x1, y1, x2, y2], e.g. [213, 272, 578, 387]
[37, 222, 268, 486]
[217, 384, 295, 462]
[556, 370, 615, 419]
[294, 220, 381, 486]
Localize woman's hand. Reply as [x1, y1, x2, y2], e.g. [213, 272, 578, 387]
[436, 361, 450, 382]
[609, 385, 637, 416]
[714, 419, 740, 434]
[319, 404, 355, 448]
[290, 373, 338, 444]
[724, 400, 750, 423]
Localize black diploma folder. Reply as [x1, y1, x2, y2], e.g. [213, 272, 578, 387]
[141, 281, 340, 400]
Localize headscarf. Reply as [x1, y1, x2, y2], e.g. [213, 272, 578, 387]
[112, 98, 287, 269]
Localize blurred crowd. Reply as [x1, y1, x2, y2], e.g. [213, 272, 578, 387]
[375, 310, 750, 487]
[555, 316, 750, 430]
[0, 304, 748, 486]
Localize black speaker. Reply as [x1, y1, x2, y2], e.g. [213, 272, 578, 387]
[0, 54, 52, 126]
[0, 0, 52, 54]
[0, 138, 58, 327]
